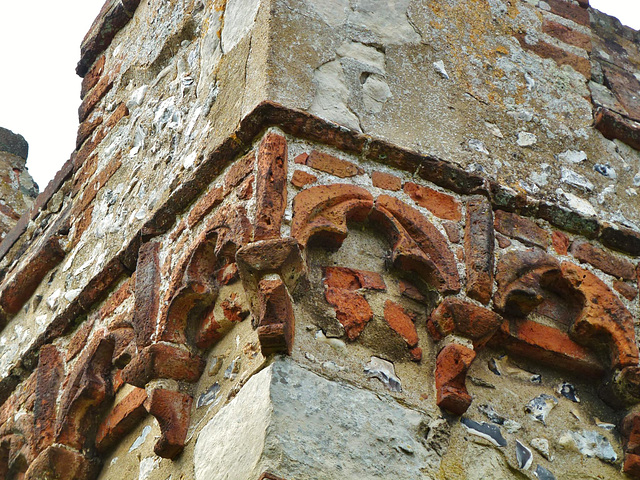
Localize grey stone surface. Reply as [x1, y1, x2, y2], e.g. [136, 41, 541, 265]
[0, 126, 28, 161]
[195, 358, 442, 480]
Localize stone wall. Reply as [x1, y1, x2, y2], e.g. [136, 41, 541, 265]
[0, 127, 37, 242]
[0, 0, 639, 479]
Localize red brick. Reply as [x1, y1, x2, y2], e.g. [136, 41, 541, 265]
[496, 233, 511, 248]
[77, 0, 138, 76]
[160, 235, 218, 345]
[224, 150, 255, 195]
[207, 203, 252, 255]
[398, 279, 426, 302]
[112, 369, 125, 393]
[488, 318, 605, 378]
[325, 287, 373, 340]
[237, 174, 254, 200]
[435, 344, 475, 415]
[374, 195, 460, 294]
[552, 230, 570, 255]
[133, 241, 161, 347]
[494, 210, 549, 249]
[217, 262, 239, 285]
[145, 389, 192, 459]
[71, 205, 94, 246]
[72, 152, 99, 198]
[188, 186, 224, 228]
[195, 308, 223, 350]
[254, 132, 288, 241]
[624, 453, 640, 478]
[428, 298, 503, 348]
[66, 318, 95, 362]
[80, 54, 105, 99]
[383, 300, 419, 349]
[221, 293, 250, 323]
[24, 445, 99, 480]
[323, 267, 386, 291]
[403, 182, 462, 221]
[516, 34, 591, 76]
[294, 153, 309, 164]
[96, 387, 147, 453]
[290, 170, 317, 188]
[76, 255, 127, 312]
[562, 262, 639, 369]
[542, 19, 591, 51]
[494, 249, 560, 317]
[259, 473, 289, 480]
[55, 335, 115, 450]
[570, 239, 636, 280]
[0, 233, 66, 315]
[256, 278, 296, 355]
[78, 62, 121, 122]
[121, 343, 205, 387]
[110, 327, 136, 368]
[410, 347, 423, 362]
[99, 275, 134, 321]
[443, 221, 460, 243]
[464, 197, 494, 305]
[291, 184, 373, 248]
[600, 222, 640, 256]
[623, 412, 640, 456]
[76, 112, 104, 148]
[602, 64, 640, 121]
[73, 103, 128, 173]
[614, 280, 639, 301]
[72, 153, 123, 217]
[372, 171, 402, 191]
[303, 150, 363, 178]
[545, 0, 590, 25]
[34, 345, 64, 455]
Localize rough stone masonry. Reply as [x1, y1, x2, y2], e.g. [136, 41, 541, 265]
[1, 0, 640, 478]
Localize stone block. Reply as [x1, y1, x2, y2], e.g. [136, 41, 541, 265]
[194, 358, 439, 480]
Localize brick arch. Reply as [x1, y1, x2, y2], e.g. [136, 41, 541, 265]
[492, 249, 640, 407]
[494, 249, 639, 373]
[121, 206, 254, 459]
[290, 184, 460, 294]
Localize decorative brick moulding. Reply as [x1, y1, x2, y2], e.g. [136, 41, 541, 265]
[1, 101, 639, 478]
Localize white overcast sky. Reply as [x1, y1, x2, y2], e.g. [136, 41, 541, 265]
[0, 1, 638, 191]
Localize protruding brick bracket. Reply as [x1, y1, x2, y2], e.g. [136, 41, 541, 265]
[237, 237, 306, 356]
